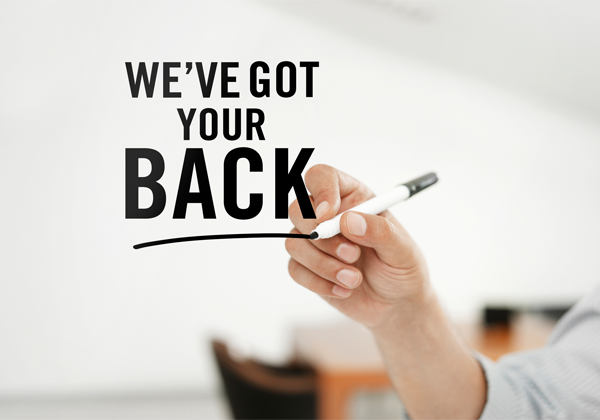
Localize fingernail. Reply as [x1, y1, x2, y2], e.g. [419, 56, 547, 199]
[336, 243, 360, 263]
[332, 285, 352, 298]
[347, 213, 367, 236]
[336, 269, 360, 288]
[315, 201, 329, 219]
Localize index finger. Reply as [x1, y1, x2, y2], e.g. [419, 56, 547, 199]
[304, 164, 372, 222]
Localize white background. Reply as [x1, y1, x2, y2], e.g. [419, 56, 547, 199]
[1, 0, 600, 398]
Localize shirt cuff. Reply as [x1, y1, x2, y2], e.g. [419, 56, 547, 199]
[473, 352, 519, 419]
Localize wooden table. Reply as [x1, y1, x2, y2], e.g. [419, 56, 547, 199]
[293, 314, 555, 420]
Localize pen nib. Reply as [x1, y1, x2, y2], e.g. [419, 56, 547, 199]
[309, 231, 319, 240]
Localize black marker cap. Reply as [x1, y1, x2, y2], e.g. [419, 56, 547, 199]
[401, 172, 438, 197]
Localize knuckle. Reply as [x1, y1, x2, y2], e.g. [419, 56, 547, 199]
[306, 164, 331, 181]
[346, 187, 374, 208]
[285, 237, 298, 254]
[288, 259, 299, 277]
[378, 218, 396, 243]
[288, 199, 301, 220]
[323, 236, 342, 252]
[324, 260, 343, 280]
[358, 184, 375, 200]
[314, 185, 333, 200]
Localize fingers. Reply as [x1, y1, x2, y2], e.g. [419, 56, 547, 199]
[285, 232, 363, 290]
[288, 259, 353, 299]
[307, 233, 361, 264]
[304, 165, 372, 221]
[340, 211, 416, 268]
[289, 202, 361, 264]
[290, 164, 374, 262]
[288, 196, 319, 234]
[304, 165, 341, 221]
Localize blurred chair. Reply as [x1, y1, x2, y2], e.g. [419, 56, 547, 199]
[483, 306, 514, 327]
[483, 303, 574, 327]
[211, 340, 317, 420]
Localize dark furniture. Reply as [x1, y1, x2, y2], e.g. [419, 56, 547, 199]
[212, 340, 317, 420]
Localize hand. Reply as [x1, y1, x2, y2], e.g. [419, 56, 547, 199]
[285, 165, 431, 328]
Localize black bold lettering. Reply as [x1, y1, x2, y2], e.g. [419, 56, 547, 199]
[125, 62, 159, 98]
[173, 149, 216, 219]
[246, 109, 265, 140]
[275, 148, 315, 219]
[125, 148, 166, 218]
[177, 108, 196, 140]
[276, 61, 296, 98]
[223, 108, 241, 141]
[195, 62, 218, 97]
[300, 61, 319, 97]
[221, 62, 240, 98]
[250, 61, 270, 98]
[163, 62, 181, 98]
[199, 108, 218, 140]
[223, 148, 263, 220]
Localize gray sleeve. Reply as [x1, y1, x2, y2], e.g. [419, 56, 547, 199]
[475, 286, 600, 420]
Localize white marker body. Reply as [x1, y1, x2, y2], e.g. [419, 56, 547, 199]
[311, 184, 411, 240]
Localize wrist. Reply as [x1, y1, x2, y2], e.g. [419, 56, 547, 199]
[369, 282, 437, 337]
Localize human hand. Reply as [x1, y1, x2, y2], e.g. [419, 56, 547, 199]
[285, 165, 431, 329]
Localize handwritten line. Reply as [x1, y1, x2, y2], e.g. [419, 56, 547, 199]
[133, 233, 311, 250]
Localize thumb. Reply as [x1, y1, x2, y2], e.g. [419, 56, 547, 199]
[340, 211, 415, 267]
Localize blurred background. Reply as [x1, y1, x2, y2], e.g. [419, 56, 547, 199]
[2, 0, 600, 418]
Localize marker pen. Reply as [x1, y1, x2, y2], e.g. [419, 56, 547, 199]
[309, 172, 438, 240]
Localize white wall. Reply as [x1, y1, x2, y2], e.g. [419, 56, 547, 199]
[1, 0, 600, 397]
[272, 0, 600, 117]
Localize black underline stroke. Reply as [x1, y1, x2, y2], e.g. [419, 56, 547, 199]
[133, 233, 311, 250]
